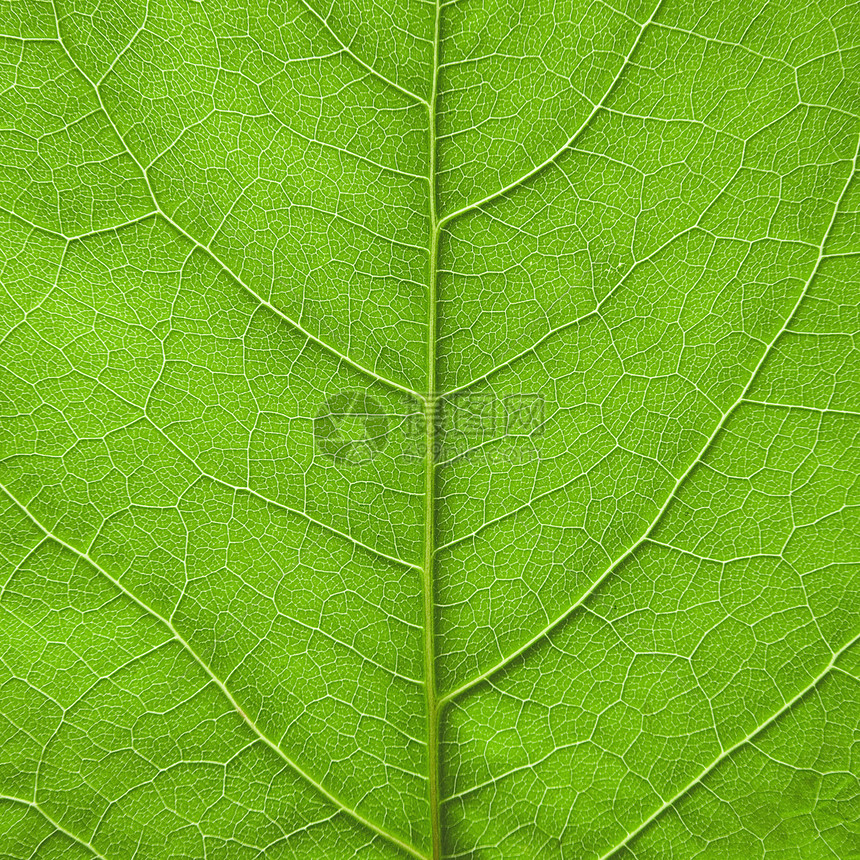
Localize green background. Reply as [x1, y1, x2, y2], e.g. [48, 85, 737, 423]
[0, 0, 858, 857]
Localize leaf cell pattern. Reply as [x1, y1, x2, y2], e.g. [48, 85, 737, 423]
[0, 0, 858, 858]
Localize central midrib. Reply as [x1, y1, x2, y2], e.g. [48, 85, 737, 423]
[423, 0, 444, 857]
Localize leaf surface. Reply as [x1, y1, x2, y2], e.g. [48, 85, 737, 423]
[0, 0, 858, 858]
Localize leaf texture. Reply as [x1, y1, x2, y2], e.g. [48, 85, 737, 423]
[0, 0, 858, 858]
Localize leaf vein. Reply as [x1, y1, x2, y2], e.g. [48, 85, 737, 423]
[0, 484, 427, 860]
[440, 134, 859, 704]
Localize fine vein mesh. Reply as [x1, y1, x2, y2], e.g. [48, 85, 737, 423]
[0, 0, 858, 858]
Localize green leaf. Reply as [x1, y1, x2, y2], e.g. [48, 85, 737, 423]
[1, 0, 858, 858]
